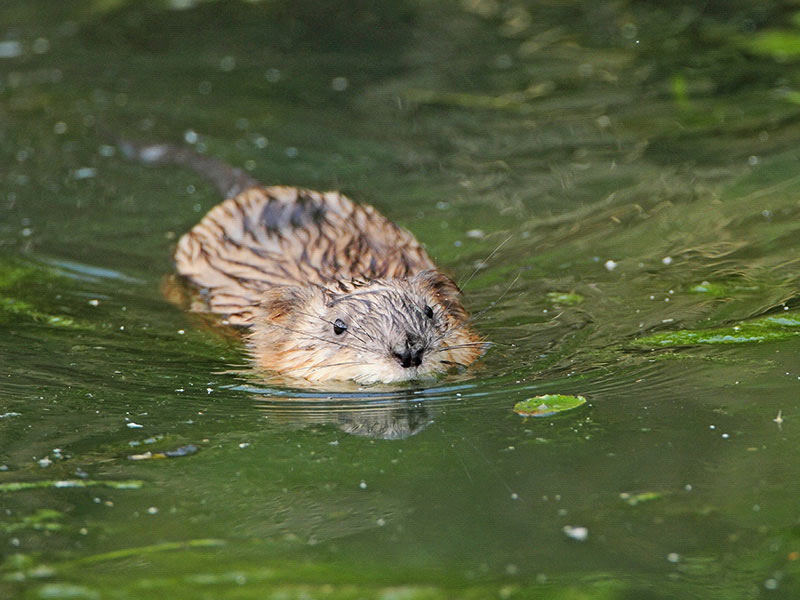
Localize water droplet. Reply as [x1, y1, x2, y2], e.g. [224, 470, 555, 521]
[32, 38, 50, 54]
[0, 41, 23, 59]
[220, 56, 236, 72]
[331, 76, 349, 91]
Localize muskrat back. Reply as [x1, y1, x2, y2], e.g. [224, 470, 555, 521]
[124, 140, 485, 384]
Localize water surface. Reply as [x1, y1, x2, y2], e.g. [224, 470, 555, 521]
[2, 1, 800, 598]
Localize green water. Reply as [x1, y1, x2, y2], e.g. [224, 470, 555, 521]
[2, 1, 800, 598]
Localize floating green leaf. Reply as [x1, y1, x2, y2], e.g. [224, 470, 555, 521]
[513, 394, 587, 417]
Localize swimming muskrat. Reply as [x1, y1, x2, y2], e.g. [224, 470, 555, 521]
[121, 139, 485, 384]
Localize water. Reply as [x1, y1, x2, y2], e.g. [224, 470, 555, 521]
[2, 1, 800, 598]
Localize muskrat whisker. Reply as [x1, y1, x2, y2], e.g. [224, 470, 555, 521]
[439, 359, 467, 367]
[282, 360, 364, 375]
[470, 270, 522, 323]
[458, 234, 513, 291]
[429, 341, 494, 354]
[263, 322, 371, 354]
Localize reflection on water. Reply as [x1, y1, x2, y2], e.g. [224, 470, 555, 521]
[255, 398, 434, 440]
[238, 383, 469, 440]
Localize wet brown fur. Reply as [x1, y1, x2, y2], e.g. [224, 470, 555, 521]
[174, 186, 484, 384]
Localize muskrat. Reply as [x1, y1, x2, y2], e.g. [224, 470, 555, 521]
[121, 139, 486, 384]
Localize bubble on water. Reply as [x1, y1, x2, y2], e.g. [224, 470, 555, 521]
[621, 23, 638, 39]
[662, 256, 673, 265]
[495, 54, 512, 69]
[359, 480, 367, 489]
[667, 552, 680, 563]
[748, 155, 759, 166]
[147, 506, 159, 515]
[99, 144, 115, 157]
[220, 56, 236, 72]
[604, 259, 618, 271]
[0, 41, 22, 59]
[53, 121, 67, 134]
[331, 76, 349, 91]
[265, 68, 281, 83]
[73, 167, 97, 180]
[562, 525, 588, 541]
[184, 130, 198, 144]
[253, 136, 268, 149]
[198, 80, 212, 95]
[32, 38, 50, 54]
[596, 115, 611, 128]
[285, 147, 298, 158]
[764, 578, 779, 590]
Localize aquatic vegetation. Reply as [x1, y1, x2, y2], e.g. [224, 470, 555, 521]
[634, 310, 800, 347]
[546, 292, 585, 306]
[0, 258, 83, 329]
[513, 394, 587, 417]
[0, 509, 63, 534]
[0, 480, 144, 493]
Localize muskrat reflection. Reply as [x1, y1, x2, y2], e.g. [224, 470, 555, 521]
[252, 397, 433, 440]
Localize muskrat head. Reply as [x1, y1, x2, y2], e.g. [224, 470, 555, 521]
[247, 270, 485, 384]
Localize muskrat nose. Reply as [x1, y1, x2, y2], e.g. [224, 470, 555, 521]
[392, 335, 425, 369]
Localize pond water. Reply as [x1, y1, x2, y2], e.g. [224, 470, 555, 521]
[2, 1, 800, 598]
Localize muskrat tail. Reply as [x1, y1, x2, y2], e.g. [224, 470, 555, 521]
[115, 135, 261, 199]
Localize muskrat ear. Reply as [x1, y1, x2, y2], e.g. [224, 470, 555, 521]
[257, 286, 309, 321]
[412, 270, 463, 303]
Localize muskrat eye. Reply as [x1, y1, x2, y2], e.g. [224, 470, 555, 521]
[333, 318, 348, 335]
[424, 305, 434, 319]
